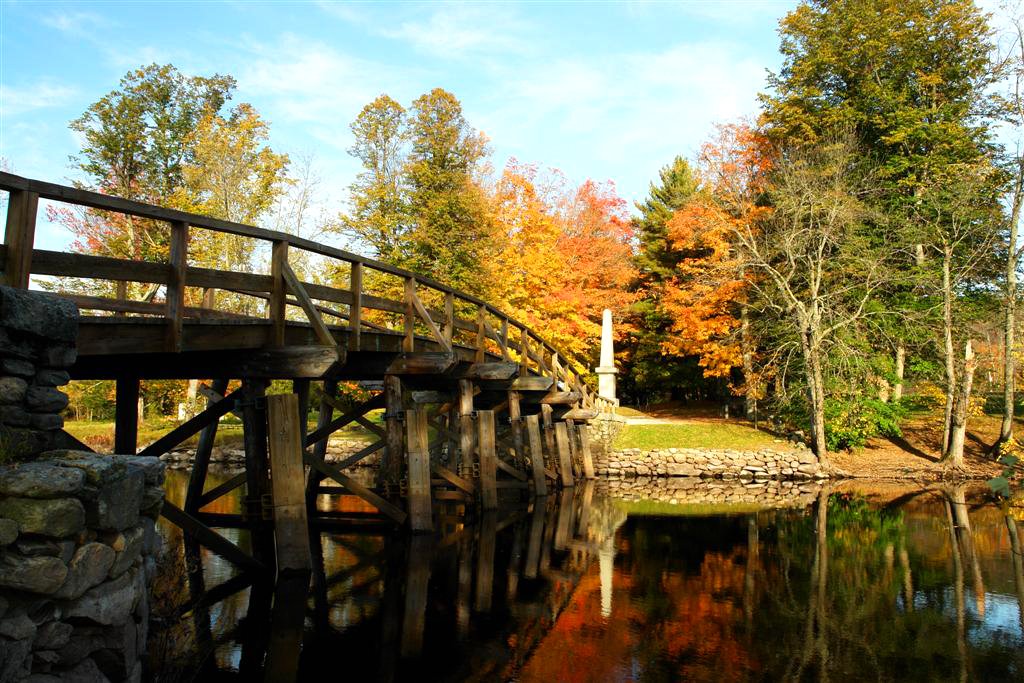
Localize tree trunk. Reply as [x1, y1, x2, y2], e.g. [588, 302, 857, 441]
[942, 245, 956, 457]
[741, 303, 756, 422]
[997, 158, 1024, 448]
[800, 323, 829, 466]
[893, 343, 905, 402]
[945, 341, 977, 471]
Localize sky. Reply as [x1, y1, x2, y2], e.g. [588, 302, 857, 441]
[1, 0, 797, 251]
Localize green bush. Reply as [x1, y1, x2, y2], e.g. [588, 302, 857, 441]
[824, 397, 906, 451]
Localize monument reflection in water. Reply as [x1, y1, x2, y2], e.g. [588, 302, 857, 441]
[158, 472, 1024, 682]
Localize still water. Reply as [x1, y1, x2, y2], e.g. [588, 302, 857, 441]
[156, 470, 1024, 682]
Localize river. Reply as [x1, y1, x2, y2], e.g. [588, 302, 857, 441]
[153, 470, 1024, 681]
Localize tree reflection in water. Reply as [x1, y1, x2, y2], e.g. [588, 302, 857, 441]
[156, 472, 1024, 681]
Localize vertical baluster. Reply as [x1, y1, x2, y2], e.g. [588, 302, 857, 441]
[403, 277, 416, 352]
[270, 240, 288, 346]
[349, 262, 362, 351]
[166, 221, 187, 352]
[2, 189, 38, 289]
[443, 291, 454, 347]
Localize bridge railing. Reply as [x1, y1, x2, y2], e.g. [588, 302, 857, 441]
[0, 172, 615, 412]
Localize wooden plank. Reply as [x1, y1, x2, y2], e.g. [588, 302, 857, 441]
[525, 414, 548, 496]
[303, 451, 407, 525]
[405, 409, 433, 533]
[410, 287, 452, 352]
[431, 463, 475, 495]
[474, 512, 497, 612]
[266, 393, 312, 572]
[349, 262, 362, 351]
[2, 190, 38, 288]
[161, 501, 265, 572]
[533, 391, 581, 405]
[400, 535, 432, 658]
[74, 345, 346, 380]
[282, 261, 339, 349]
[578, 424, 596, 479]
[196, 471, 247, 509]
[508, 390, 525, 469]
[510, 376, 554, 392]
[495, 458, 528, 482]
[137, 388, 242, 458]
[443, 291, 454, 347]
[381, 375, 404, 486]
[478, 410, 498, 509]
[561, 407, 598, 422]
[186, 377, 228, 512]
[458, 362, 518, 380]
[30, 249, 168, 285]
[114, 376, 139, 455]
[270, 240, 288, 346]
[554, 421, 575, 488]
[166, 220, 187, 352]
[474, 305, 486, 363]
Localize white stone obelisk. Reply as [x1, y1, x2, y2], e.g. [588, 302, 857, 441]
[595, 309, 617, 401]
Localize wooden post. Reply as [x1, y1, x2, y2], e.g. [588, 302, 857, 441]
[381, 375, 404, 488]
[525, 414, 548, 496]
[520, 328, 530, 376]
[166, 220, 187, 352]
[270, 240, 288, 346]
[114, 376, 139, 455]
[266, 393, 311, 574]
[456, 536, 472, 637]
[292, 379, 310, 439]
[2, 189, 38, 289]
[554, 489, 574, 550]
[565, 420, 579, 478]
[541, 404, 556, 473]
[457, 379, 475, 478]
[241, 380, 273, 568]
[403, 277, 416, 352]
[554, 422, 574, 488]
[578, 424, 596, 479]
[477, 410, 498, 509]
[405, 408, 433, 533]
[201, 286, 215, 310]
[475, 305, 486, 362]
[186, 378, 228, 512]
[524, 498, 545, 579]
[115, 281, 128, 318]
[348, 262, 362, 351]
[508, 390, 525, 468]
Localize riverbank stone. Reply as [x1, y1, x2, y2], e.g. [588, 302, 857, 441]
[64, 567, 140, 626]
[55, 543, 116, 600]
[0, 517, 17, 545]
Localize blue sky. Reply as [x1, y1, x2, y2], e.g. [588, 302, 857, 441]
[1, 0, 795, 251]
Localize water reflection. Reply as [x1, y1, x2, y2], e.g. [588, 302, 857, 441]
[156, 472, 1024, 681]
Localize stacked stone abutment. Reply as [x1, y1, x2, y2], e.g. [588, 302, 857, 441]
[0, 286, 165, 682]
[599, 447, 829, 480]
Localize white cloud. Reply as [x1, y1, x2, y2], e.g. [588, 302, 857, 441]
[40, 9, 110, 36]
[0, 82, 78, 117]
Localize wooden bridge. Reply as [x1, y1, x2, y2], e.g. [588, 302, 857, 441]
[0, 171, 614, 577]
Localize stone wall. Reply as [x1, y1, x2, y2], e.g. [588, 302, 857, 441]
[0, 452, 165, 682]
[0, 287, 78, 461]
[598, 447, 829, 480]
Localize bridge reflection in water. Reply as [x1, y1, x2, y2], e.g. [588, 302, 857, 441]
[157, 472, 1024, 682]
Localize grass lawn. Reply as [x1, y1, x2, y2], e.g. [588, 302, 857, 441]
[613, 422, 788, 451]
[65, 414, 377, 452]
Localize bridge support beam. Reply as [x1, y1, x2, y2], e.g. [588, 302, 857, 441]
[381, 375, 404, 488]
[554, 421, 574, 489]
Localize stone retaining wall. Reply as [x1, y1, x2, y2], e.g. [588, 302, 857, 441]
[597, 447, 828, 480]
[159, 438, 374, 470]
[0, 451, 165, 682]
[0, 287, 78, 460]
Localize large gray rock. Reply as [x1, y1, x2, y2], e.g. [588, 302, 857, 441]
[58, 656, 111, 683]
[0, 286, 79, 342]
[1, 357, 35, 378]
[30, 413, 65, 431]
[0, 516, 17, 545]
[0, 461, 86, 498]
[55, 543, 116, 600]
[84, 469, 143, 531]
[0, 403, 31, 426]
[0, 496, 85, 538]
[112, 456, 165, 487]
[64, 567, 140, 626]
[45, 452, 126, 487]
[26, 386, 69, 413]
[0, 636, 32, 681]
[0, 553, 68, 594]
[40, 345, 77, 369]
[0, 375, 28, 404]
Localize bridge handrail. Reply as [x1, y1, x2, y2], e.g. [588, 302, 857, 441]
[0, 172, 614, 410]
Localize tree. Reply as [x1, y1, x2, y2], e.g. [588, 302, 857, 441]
[734, 136, 885, 464]
[626, 158, 702, 402]
[404, 88, 494, 294]
[340, 95, 410, 264]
